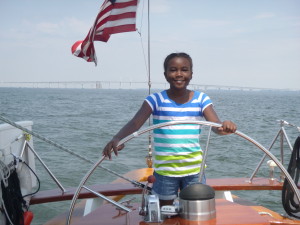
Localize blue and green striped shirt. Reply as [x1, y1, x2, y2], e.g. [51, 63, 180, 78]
[145, 90, 213, 177]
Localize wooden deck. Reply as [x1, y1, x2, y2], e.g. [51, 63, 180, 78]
[70, 200, 271, 225]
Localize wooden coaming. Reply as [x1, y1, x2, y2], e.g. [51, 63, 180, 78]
[30, 177, 283, 205]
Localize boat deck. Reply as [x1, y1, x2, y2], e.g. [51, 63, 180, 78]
[32, 170, 300, 225]
[70, 200, 271, 225]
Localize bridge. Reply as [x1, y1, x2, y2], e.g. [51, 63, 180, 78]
[0, 81, 294, 91]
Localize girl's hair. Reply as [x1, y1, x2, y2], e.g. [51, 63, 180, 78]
[163, 52, 193, 72]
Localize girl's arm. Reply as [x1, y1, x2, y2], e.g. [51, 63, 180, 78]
[102, 101, 152, 159]
[203, 105, 237, 135]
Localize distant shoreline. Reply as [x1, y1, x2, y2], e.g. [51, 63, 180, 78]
[0, 81, 298, 92]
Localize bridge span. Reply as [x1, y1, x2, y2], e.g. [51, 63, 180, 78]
[0, 81, 292, 91]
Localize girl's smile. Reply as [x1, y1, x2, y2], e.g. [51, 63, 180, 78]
[164, 57, 193, 90]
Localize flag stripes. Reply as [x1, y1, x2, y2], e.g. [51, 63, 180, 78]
[71, 0, 138, 65]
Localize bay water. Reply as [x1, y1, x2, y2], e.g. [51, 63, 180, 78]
[0, 87, 300, 224]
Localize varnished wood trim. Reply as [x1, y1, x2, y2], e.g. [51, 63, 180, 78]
[30, 177, 283, 205]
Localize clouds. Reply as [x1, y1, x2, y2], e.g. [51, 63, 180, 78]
[254, 12, 276, 19]
[150, 0, 171, 14]
[35, 22, 60, 34]
[191, 19, 231, 29]
[0, 0, 299, 90]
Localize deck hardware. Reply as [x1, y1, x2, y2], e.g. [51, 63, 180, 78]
[267, 160, 277, 180]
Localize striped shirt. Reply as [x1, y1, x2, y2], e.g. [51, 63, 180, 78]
[145, 90, 213, 177]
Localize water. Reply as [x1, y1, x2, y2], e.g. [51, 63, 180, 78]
[0, 87, 300, 224]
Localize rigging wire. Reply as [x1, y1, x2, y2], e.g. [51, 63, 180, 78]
[136, 0, 151, 94]
[137, 0, 149, 84]
[136, 0, 153, 167]
[0, 114, 149, 189]
[147, 0, 151, 96]
[137, 1, 149, 83]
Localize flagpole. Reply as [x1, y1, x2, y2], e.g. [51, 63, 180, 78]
[146, 0, 153, 168]
[147, 0, 151, 96]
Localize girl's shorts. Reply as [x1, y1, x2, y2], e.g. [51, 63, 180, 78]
[151, 171, 206, 200]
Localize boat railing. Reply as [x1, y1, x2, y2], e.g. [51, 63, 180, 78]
[248, 119, 300, 183]
[0, 116, 70, 194]
[2, 115, 299, 222]
[0, 115, 147, 195]
[21, 140, 66, 193]
[65, 120, 300, 225]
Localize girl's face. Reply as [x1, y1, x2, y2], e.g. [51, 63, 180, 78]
[164, 57, 193, 90]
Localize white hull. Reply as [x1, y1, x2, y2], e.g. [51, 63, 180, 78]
[0, 121, 37, 223]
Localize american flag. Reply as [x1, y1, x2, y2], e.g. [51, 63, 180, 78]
[71, 0, 139, 65]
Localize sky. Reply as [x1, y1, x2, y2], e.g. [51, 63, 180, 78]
[0, 0, 299, 90]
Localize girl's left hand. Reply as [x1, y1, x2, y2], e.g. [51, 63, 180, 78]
[217, 120, 237, 134]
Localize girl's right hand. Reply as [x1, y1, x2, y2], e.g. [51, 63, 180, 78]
[102, 137, 124, 160]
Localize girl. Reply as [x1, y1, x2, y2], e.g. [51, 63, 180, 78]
[102, 52, 237, 206]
